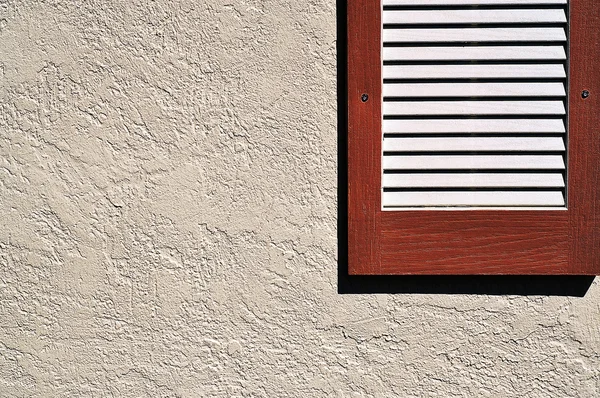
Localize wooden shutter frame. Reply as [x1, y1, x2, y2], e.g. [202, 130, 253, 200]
[348, 0, 600, 275]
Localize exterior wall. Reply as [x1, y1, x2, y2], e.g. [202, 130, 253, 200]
[1, 1, 599, 396]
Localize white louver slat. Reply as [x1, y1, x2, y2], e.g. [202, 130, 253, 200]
[383, 10, 566, 24]
[383, 119, 565, 133]
[384, 46, 566, 60]
[383, 65, 566, 79]
[384, 0, 566, 4]
[383, 173, 565, 187]
[381, 0, 569, 209]
[383, 155, 565, 169]
[383, 137, 566, 151]
[383, 28, 566, 42]
[384, 83, 566, 97]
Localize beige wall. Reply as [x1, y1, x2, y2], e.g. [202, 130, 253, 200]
[1, 1, 599, 396]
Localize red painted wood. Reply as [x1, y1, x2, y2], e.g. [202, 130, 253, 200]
[568, 0, 600, 275]
[347, 0, 600, 275]
[348, 0, 382, 274]
[379, 211, 568, 275]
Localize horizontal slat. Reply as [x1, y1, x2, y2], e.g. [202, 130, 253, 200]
[383, 119, 566, 133]
[383, 64, 566, 79]
[383, 173, 565, 187]
[383, 137, 565, 151]
[382, 191, 565, 207]
[384, 0, 567, 5]
[383, 82, 565, 97]
[383, 46, 566, 61]
[383, 28, 566, 42]
[381, 0, 568, 210]
[383, 155, 565, 169]
[383, 101, 565, 115]
[383, 10, 566, 24]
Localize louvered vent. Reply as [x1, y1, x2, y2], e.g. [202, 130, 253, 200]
[382, 0, 569, 209]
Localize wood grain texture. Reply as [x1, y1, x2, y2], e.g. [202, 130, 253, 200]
[568, 0, 600, 275]
[348, 0, 600, 275]
[380, 211, 569, 274]
[347, 0, 381, 274]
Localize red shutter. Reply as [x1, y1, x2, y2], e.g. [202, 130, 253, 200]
[348, 0, 600, 275]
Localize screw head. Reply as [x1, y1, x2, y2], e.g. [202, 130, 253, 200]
[582, 90, 590, 99]
[361, 93, 369, 102]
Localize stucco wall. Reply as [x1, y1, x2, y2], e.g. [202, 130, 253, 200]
[1, 1, 599, 397]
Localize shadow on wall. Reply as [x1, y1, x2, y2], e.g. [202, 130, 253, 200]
[335, 0, 594, 297]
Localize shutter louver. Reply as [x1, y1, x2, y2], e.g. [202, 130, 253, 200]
[381, 0, 569, 209]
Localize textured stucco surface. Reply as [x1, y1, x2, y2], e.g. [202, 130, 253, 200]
[1, 1, 600, 397]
